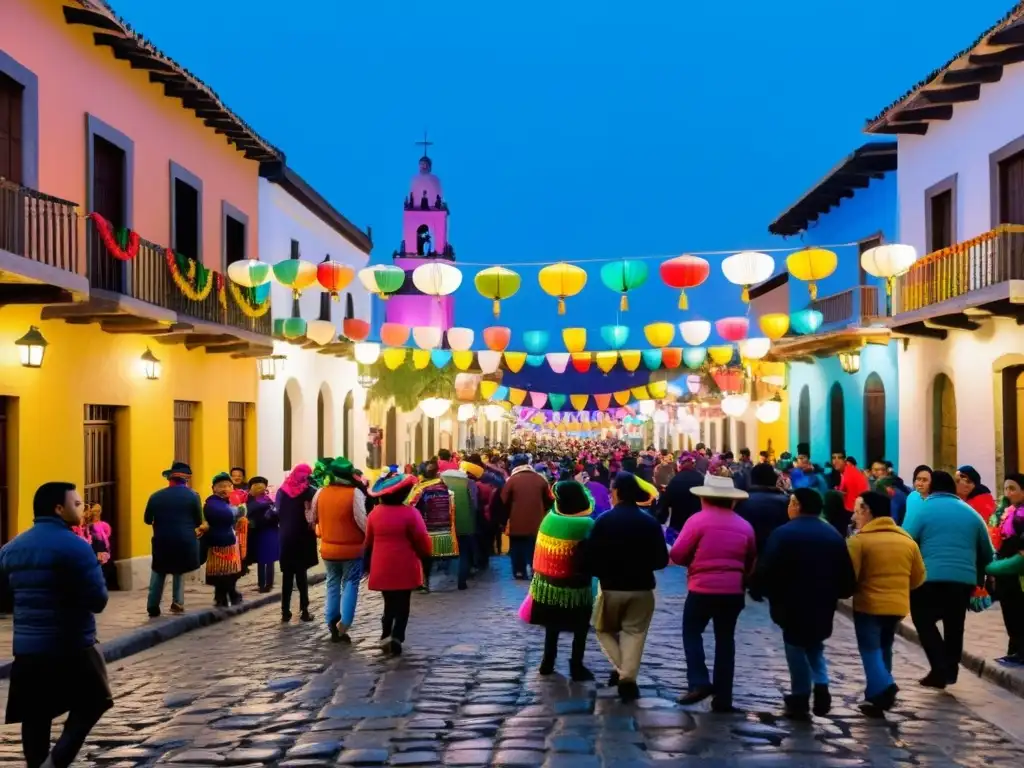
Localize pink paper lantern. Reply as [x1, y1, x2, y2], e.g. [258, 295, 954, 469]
[715, 316, 749, 343]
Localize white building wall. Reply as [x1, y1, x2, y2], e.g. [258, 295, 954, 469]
[256, 178, 373, 481]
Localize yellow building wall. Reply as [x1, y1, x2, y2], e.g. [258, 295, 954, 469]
[755, 362, 789, 458]
[0, 306, 258, 559]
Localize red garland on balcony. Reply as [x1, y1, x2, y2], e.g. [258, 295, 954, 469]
[88, 212, 140, 261]
[165, 249, 215, 301]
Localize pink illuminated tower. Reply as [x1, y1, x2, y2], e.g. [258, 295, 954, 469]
[385, 136, 456, 330]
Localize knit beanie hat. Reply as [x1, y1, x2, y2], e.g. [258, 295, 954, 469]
[553, 480, 592, 516]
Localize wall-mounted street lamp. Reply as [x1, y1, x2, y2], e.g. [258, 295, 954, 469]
[15, 326, 48, 368]
[257, 354, 287, 381]
[141, 348, 161, 380]
[838, 349, 862, 375]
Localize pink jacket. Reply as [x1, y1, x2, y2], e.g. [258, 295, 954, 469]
[670, 503, 756, 594]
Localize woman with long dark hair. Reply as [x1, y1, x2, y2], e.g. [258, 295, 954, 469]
[276, 464, 318, 622]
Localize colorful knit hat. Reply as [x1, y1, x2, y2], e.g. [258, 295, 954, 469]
[510, 453, 530, 469]
[635, 476, 659, 507]
[369, 471, 418, 498]
[211, 472, 232, 487]
[460, 461, 484, 479]
[553, 480, 592, 516]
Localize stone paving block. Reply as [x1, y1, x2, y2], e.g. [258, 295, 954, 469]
[336, 748, 391, 765]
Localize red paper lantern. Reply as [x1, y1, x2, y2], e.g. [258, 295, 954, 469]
[571, 353, 592, 373]
[715, 316, 749, 343]
[317, 260, 355, 299]
[713, 367, 744, 393]
[661, 347, 682, 369]
[659, 255, 710, 310]
[483, 326, 511, 352]
[342, 318, 370, 341]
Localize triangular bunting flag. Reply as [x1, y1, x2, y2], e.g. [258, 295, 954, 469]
[662, 347, 682, 369]
[571, 352, 592, 373]
[614, 390, 630, 406]
[529, 391, 548, 408]
[509, 388, 527, 406]
[594, 393, 612, 410]
[549, 393, 567, 410]
[431, 350, 452, 369]
[619, 350, 642, 372]
[452, 350, 475, 370]
[571, 394, 589, 411]
[504, 352, 527, 373]
[412, 349, 431, 370]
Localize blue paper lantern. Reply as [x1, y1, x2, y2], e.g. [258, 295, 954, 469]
[791, 308, 824, 335]
[430, 349, 452, 369]
[682, 347, 707, 369]
[601, 324, 630, 350]
[642, 349, 663, 370]
[523, 330, 549, 355]
[526, 354, 546, 368]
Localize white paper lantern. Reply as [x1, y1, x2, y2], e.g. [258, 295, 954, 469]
[546, 352, 571, 374]
[755, 399, 782, 424]
[413, 326, 443, 350]
[446, 327, 474, 351]
[739, 337, 771, 360]
[484, 403, 506, 421]
[419, 397, 451, 419]
[861, 244, 917, 279]
[478, 350, 502, 374]
[720, 394, 750, 417]
[457, 404, 477, 422]
[226, 259, 271, 287]
[353, 342, 381, 365]
[412, 262, 462, 297]
[679, 320, 711, 346]
[722, 251, 775, 301]
[638, 400, 657, 416]
[305, 319, 336, 346]
[686, 374, 702, 394]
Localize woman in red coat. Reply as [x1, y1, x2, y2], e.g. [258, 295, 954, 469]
[365, 471, 433, 656]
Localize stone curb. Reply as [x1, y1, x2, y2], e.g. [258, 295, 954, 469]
[0, 572, 326, 680]
[836, 599, 1024, 699]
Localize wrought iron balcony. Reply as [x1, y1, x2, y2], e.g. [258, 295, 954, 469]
[810, 285, 881, 327]
[0, 178, 81, 276]
[893, 226, 1024, 315]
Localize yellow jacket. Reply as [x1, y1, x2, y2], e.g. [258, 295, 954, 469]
[847, 517, 926, 616]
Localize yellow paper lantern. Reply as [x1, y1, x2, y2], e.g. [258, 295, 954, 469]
[452, 351, 475, 370]
[474, 266, 521, 318]
[614, 390, 631, 406]
[596, 351, 618, 373]
[504, 352, 527, 373]
[631, 386, 650, 401]
[382, 348, 407, 370]
[538, 262, 587, 315]
[643, 322, 675, 348]
[787, 247, 838, 300]
[571, 394, 589, 411]
[562, 327, 587, 353]
[411, 349, 431, 369]
[480, 380, 499, 399]
[509, 388, 527, 406]
[758, 313, 790, 340]
[620, 350, 642, 372]
[709, 345, 734, 365]
[648, 380, 668, 399]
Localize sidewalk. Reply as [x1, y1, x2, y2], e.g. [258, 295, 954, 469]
[838, 599, 1024, 697]
[0, 563, 326, 678]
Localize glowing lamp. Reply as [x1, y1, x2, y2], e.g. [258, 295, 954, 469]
[358, 264, 405, 299]
[306, 319, 336, 346]
[755, 397, 782, 424]
[273, 259, 318, 299]
[679, 320, 711, 346]
[412, 262, 462, 298]
[419, 397, 451, 419]
[839, 349, 862, 375]
[739, 337, 771, 360]
[720, 394, 750, 418]
[316, 259, 355, 299]
[484, 404, 506, 421]
[141, 347, 161, 380]
[15, 326, 48, 368]
[722, 251, 775, 302]
[353, 342, 381, 365]
[457, 404, 477, 422]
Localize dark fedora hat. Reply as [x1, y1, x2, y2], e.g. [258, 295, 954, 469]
[162, 461, 193, 479]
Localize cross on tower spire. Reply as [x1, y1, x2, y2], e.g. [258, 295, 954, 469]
[415, 130, 433, 158]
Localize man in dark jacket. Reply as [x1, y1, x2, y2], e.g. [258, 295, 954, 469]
[735, 463, 791, 555]
[0, 482, 111, 768]
[587, 473, 670, 703]
[753, 488, 855, 718]
[144, 462, 203, 617]
[659, 453, 703, 532]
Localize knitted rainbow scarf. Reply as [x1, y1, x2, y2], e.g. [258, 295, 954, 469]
[529, 512, 594, 609]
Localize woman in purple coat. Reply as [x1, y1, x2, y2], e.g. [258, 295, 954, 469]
[276, 464, 318, 622]
[245, 476, 279, 593]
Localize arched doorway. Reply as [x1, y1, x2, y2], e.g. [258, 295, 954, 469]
[385, 406, 398, 466]
[829, 382, 846, 454]
[932, 373, 957, 472]
[316, 390, 325, 459]
[283, 378, 303, 472]
[864, 373, 886, 464]
[342, 391, 354, 460]
[1001, 365, 1024, 473]
[722, 417, 732, 452]
[427, 418, 436, 457]
[415, 421, 424, 462]
[797, 385, 811, 449]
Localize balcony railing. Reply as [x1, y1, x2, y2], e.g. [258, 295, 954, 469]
[810, 285, 880, 326]
[0, 178, 80, 273]
[894, 225, 1024, 314]
[87, 219, 271, 337]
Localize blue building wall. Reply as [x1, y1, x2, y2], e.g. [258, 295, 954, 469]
[782, 167, 901, 470]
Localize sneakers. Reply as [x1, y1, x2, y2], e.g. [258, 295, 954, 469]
[812, 684, 832, 717]
[860, 683, 899, 717]
[147, 608, 161, 619]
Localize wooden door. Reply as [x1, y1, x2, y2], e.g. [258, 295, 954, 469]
[91, 136, 127, 291]
[798, 386, 811, 449]
[0, 73, 23, 185]
[932, 373, 958, 473]
[863, 374, 886, 464]
[283, 389, 293, 471]
[1000, 151, 1024, 225]
[228, 402, 246, 471]
[929, 190, 953, 251]
[829, 383, 846, 454]
[84, 405, 119, 558]
[173, 401, 196, 465]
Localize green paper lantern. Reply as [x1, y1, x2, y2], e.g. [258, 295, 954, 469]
[600, 259, 648, 311]
[282, 317, 308, 340]
[642, 349, 663, 370]
[600, 324, 630, 350]
[549, 393, 567, 411]
[683, 347, 707, 369]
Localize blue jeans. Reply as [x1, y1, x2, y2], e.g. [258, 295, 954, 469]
[682, 592, 745, 704]
[784, 642, 829, 696]
[508, 536, 536, 577]
[147, 571, 184, 613]
[853, 612, 900, 699]
[457, 534, 475, 587]
[325, 559, 362, 630]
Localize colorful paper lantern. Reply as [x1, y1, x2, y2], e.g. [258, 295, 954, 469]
[358, 264, 405, 299]
[600, 259, 648, 311]
[431, 350, 452, 369]
[446, 327, 474, 351]
[679, 320, 711, 346]
[787, 247, 837, 300]
[526, 354, 546, 367]
[713, 367, 744, 393]
[382, 348, 407, 370]
[305, 319, 335, 346]
[659, 254, 710, 310]
[791, 308, 824, 335]
[412, 262, 462, 299]
[504, 352, 527, 373]
[715, 316, 749, 343]
[411, 349, 431, 369]
[483, 326, 512, 352]
[523, 330, 549, 355]
[273, 259, 318, 299]
[457, 404, 477, 421]
[721, 394, 750, 418]
[412, 326, 443, 349]
[281, 317, 307, 339]
[683, 347, 706, 368]
[342, 318, 370, 342]
[316, 259, 355, 299]
[861, 244, 918, 295]
[662, 348, 682, 369]
[758, 313, 790, 340]
[353, 342, 381, 365]
[686, 374, 702, 394]
[480, 380, 499, 399]
[380, 322, 410, 347]
[644, 322, 675, 348]
[546, 353, 570, 374]
[739, 337, 771, 360]
[538, 262, 587, 315]
[562, 328, 587, 353]
[227, 259, 271, 288]
[756, 398, 782, 424]
[474, 266, 521, 317]
[571, 353, 592, 373]
[642, 349, 663, 370]
[452, 351, 475, 370]
[708, 345, 734, 366]
[619, 350, 642, 372]
[722, 251, 775, 302]
[596, 351, 618, 374]
[601, 325, 629, 350]
[478, 351, 502, 374]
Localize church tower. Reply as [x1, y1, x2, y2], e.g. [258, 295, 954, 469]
[386, 138, 456, 330]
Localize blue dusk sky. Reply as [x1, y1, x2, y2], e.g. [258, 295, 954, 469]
[114, 0, 1009, 344]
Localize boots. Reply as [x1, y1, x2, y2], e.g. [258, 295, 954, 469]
[783, 694, 811, 719]
[812, 684, 832, 716]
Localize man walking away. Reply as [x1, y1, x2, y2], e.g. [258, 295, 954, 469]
[0, 482, 112, 768]
[441, 463, 480, 590]
[502, 454, 554, 579]
[903, 470, 992, 688]
[587, 472, 669, 703]
[316, 458, 368, 643]
[754, 489, 855, 718]
[144, 462, 203, 617]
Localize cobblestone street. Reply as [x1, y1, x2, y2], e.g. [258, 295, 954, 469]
[2, 561, 1023, 767]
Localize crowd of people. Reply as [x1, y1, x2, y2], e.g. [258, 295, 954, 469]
[4, 434, 1024, 767]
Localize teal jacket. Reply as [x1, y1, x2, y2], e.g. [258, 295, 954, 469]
[903, 492, 993, 585]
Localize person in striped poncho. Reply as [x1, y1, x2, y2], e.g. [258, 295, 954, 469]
[519, 480, 596, 681]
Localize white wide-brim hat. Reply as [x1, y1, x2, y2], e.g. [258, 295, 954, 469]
[690, 473, 749, 501]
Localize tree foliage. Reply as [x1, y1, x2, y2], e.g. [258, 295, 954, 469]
[366, 362, 457, 412]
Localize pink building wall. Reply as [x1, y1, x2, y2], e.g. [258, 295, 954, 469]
[4, 0, 260, 272]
